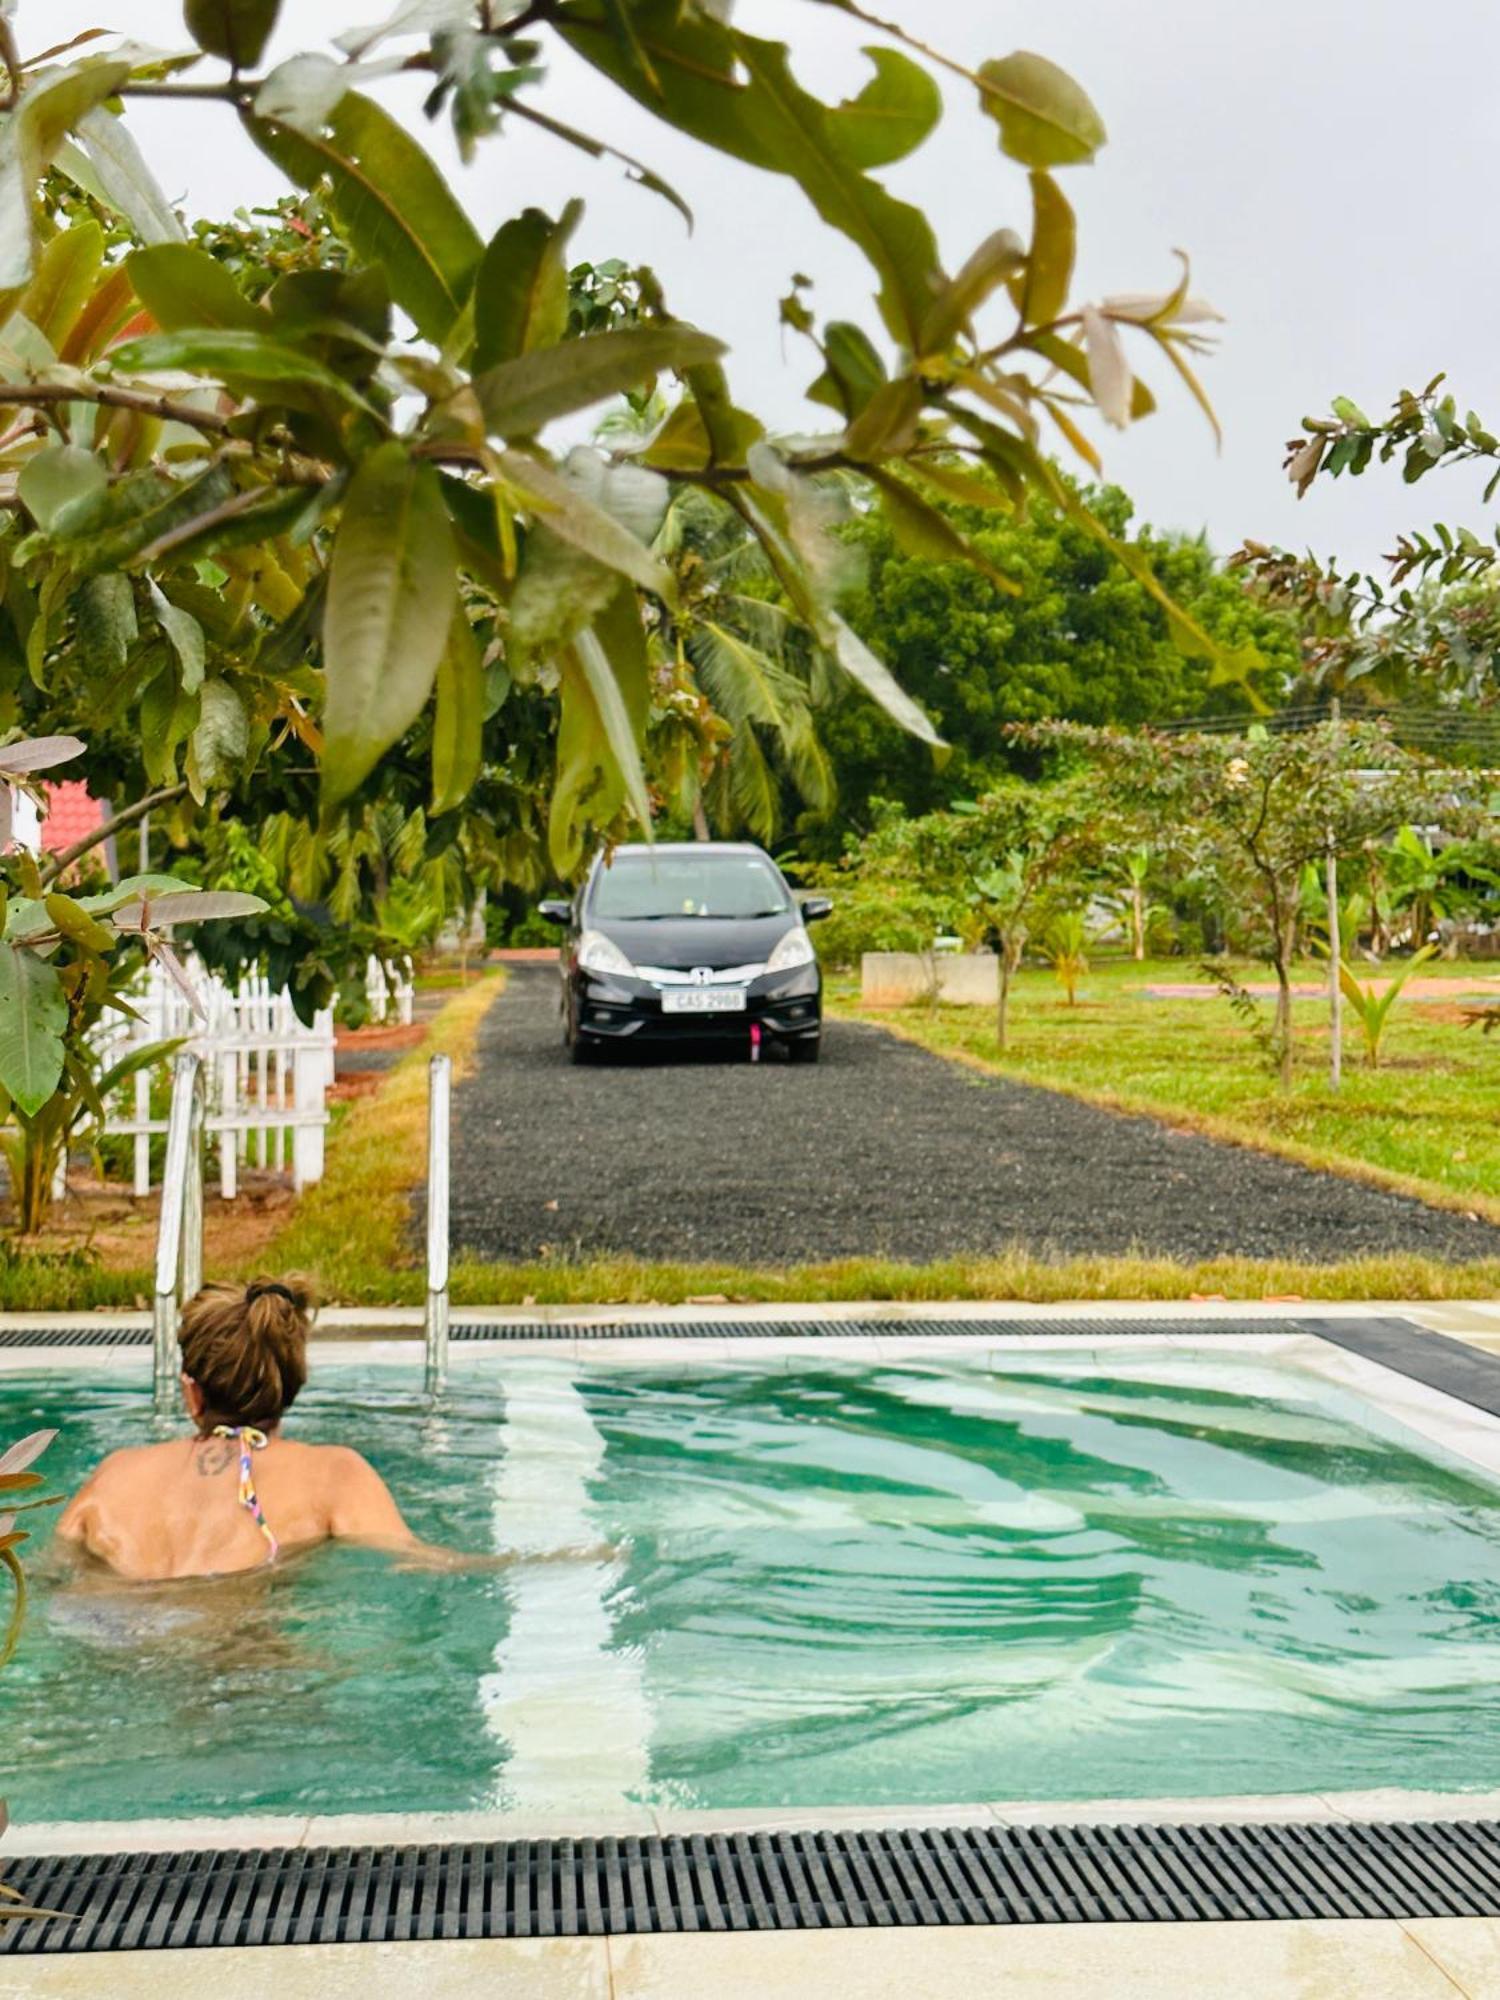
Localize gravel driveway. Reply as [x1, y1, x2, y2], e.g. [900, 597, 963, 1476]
[437, 966, 1500, 1266]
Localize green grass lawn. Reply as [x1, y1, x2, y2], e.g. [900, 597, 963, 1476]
[832, 955, 1500, 1223]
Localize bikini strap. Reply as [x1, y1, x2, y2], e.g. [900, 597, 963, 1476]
[210, 1424, 279, 1561]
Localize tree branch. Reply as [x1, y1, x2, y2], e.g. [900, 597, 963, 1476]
[0, 18, 20, 112]
[0, 382, 233, 433]
[38, 784, 187, 888]
[134, 484, 295, 566]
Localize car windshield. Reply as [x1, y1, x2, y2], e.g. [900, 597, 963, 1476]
[590, 853, 791, 921]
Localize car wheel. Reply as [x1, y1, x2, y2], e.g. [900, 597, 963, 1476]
[787, 1035, 820, 1065]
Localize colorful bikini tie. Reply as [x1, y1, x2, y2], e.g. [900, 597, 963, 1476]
[211, 1424, 279, 1561]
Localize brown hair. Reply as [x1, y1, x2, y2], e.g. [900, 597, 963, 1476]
[179, 1276, 314, 1429]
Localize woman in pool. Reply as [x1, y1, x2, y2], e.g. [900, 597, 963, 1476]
[57, 1277, 421, 1581]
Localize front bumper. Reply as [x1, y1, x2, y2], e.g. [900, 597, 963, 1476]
[574, 964, 822, 1044]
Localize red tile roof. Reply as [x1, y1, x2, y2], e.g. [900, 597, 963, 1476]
[40, 780, 106, 854]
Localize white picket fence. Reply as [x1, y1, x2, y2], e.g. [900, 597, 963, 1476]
[97, 963, 336, 1198]
[365, 953, 415, 1025]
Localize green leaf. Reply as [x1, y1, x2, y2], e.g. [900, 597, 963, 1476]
[52, 463, 238, 575]
[826, 47, 941, 169]
[149, 581, 206, 694]
[183, 0, 282, 69]
[186, 680, 250, 799]
[95, 1035, 187, 1100]
[918, 227, 1025, 354]
[867, 468, 1021, 593]
[0, 60, 132, 287]
[17, 444, 106, 532]
[322, 441, 458, 807]
[574, 624, 651, 833]
[679, 360, 765, 468]
[977, 52, 1106, 169]
[1019, 170, 1075, 327]
[42, 892, 113, 953]
[431, 604, 483, 815]
[74, 874, 192, 917]
[248, 90, 482, 344]
[0, 943, 66, 1116]
[127, 243, 261, 332]
[842, 376, 922, 461]
[111, 888, 269, 931]
[109, 326, 377, 413]
[827, 610, 945, 748]
[76, 107, 186, 247]
[73, 573, 137, 675]
[548, 587, 651, 873]
[906, 458, 1015, 513]
[499, 447, 673, 600]
[471, 324, 726, 439]
[20, 220, 103, 347]
[806, 320, 886, 420]
[472, 201, 581, 371]
[559, 6, 941, 346]
[507, 518, 619, 662]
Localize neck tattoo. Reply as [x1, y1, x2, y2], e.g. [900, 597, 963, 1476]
[194, 1436, 236, 1476]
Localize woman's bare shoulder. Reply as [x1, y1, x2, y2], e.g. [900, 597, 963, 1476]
[84, 1440, 181, 1485]
[279, 1441, 386, 1493]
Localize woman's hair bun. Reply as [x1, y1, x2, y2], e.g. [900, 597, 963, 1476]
[180, 1275, 315, 1428]
[245, 1277, 313, 1312]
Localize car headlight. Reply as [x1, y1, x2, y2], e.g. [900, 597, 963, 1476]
[766, 926, 815, 973]
[578, 930, 636, 976]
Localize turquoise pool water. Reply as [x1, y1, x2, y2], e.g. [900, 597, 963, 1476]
[5, 1346, 1500, 1823]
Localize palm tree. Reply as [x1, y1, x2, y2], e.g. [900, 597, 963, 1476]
[651, 486, 835, 842]
[598, 398, 836, 842]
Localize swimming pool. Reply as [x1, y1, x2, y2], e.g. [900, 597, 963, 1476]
[6, 1334, 1500, 1828]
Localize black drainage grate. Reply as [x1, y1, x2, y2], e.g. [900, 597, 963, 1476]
[5, 1821, 1500, 1953]
[0, 1323, 149, 1347]
[449, 1316, 1312, 1342]
[0, 1315, 1338, 1350]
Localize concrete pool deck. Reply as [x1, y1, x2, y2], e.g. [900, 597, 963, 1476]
[7, 1298, 1500, 1995]
[7, 1919, 1500, 1997]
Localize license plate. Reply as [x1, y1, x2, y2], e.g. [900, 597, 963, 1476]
[662, 987, 747, 1014]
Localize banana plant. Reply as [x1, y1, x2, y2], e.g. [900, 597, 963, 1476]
[1338, 944, 1438, 1069]
[1041, 907, 1090, 1005]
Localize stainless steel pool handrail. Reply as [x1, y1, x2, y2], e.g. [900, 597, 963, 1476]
[152, 1051, 206, 1411]
[423, 1052, 451, 1393]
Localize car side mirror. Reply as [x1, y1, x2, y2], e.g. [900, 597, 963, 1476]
[537, 899, 573, 926]
[800, 895, 833, 923]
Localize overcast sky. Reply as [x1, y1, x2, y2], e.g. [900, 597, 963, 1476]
[31, 1, 1500, 568]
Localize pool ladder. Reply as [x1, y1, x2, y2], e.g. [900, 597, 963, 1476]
[152, 1050, 453, 1413]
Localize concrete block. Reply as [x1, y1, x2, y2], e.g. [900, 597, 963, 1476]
[861, 951, 998, 1006]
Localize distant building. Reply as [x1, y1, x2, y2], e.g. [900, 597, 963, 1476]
[35, 782, 115, 876]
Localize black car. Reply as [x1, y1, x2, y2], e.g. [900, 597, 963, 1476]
[539, 843, 832, 1063]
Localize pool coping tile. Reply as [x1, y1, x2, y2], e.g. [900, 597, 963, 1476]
[17, 1787, 1500, 1856]
[602, 1919, 1472, 2000]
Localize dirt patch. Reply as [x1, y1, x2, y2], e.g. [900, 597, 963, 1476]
[336, 1021, 425, 1056]
[12, 1171, 296, 1276]
[328, 1070, 384, 1104]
